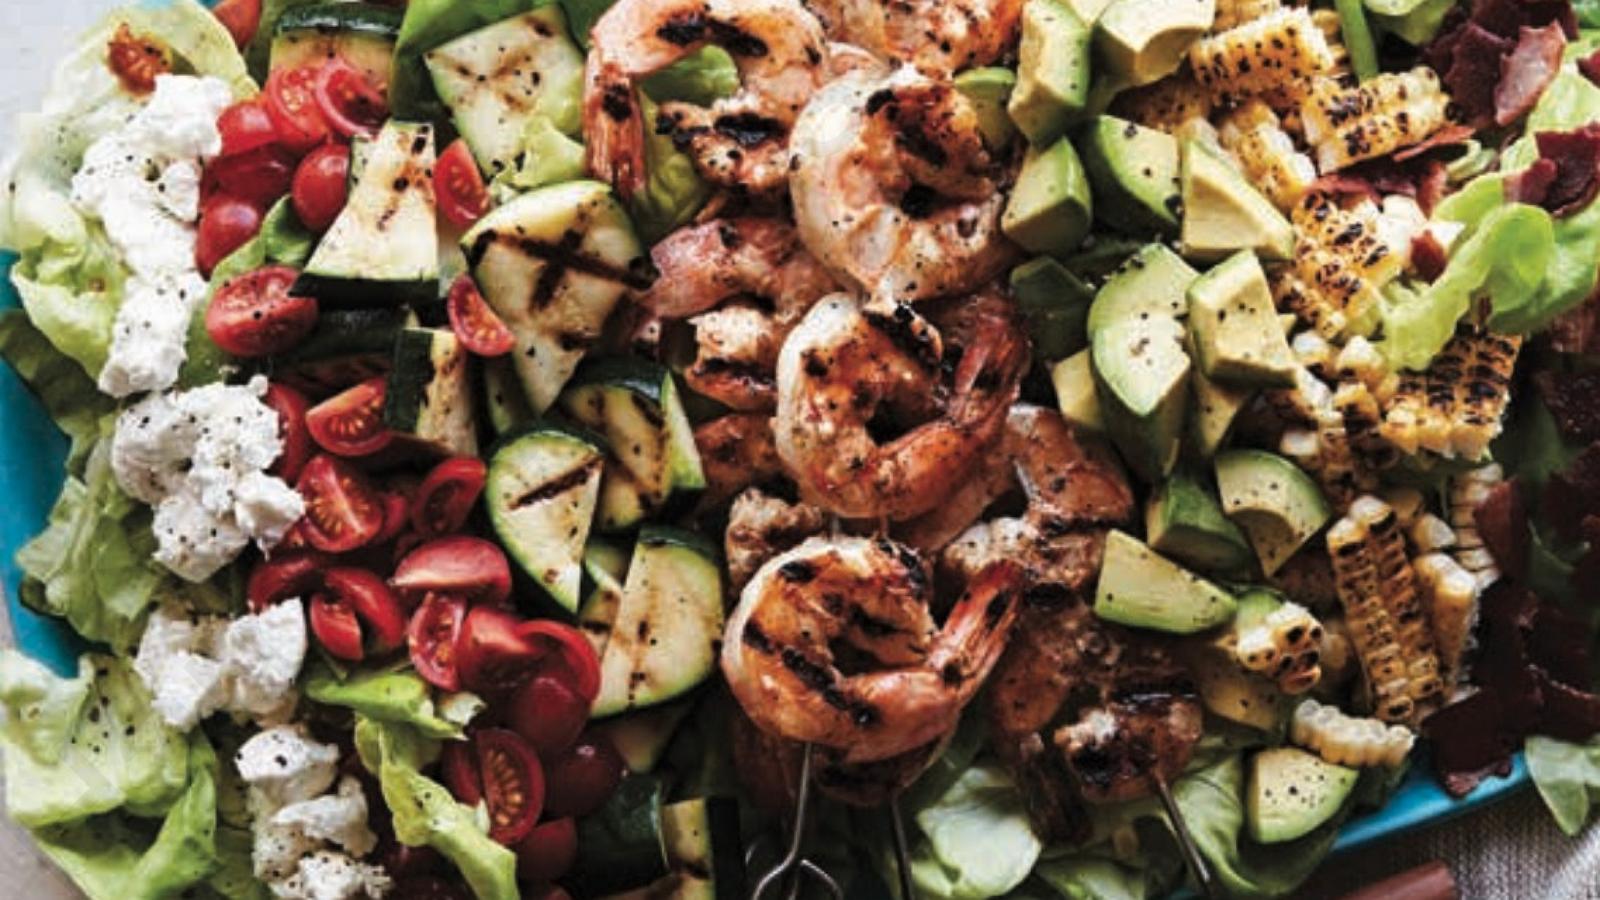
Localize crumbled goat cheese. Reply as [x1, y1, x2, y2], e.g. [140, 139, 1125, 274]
[133, 600, 308, 730]
[236, 725, 340, 810]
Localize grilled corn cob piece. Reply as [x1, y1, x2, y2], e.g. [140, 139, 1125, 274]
[1380, 486, 1425, 526]
[1335, 336, 1398, 400]
[1291, 330, 1335, 380]
[1408, 514, 1457, 554]
[1413, 551, 1481, 688]
[1234, 601, 1326, 694]
[1327, 495, 1445, 724]
[1294, 196, 1406, 293]
[1316, 615, 1357, 689]
[1301, 67, 1452, 172]
[1217, 101, 1318, 210]
[1190, 8, 1337, 102]
[1292, 698, 1416, 767]
[1334, 380, 1399, 470]
[1379, 326, 1521, 460]
[1273, 271, 1350, 340]
[1111, 70, 1213, 134]
[1448, 465, 1504, 590]
[1212, 0, 1281, 32]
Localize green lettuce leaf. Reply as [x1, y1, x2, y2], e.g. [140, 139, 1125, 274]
[908, 764, 1042, 900]
[0, 310, 116, 468]
[206, 824, 271, 900]
[0, 652, 190, 828]
[559, 0, 613, 47]
[305, 661, 467, 739]
[4, 204, 126, 378]
[487, 116, 588, 203]
[642, 47, 741, 106]
[357, 716, 519, 900]
[390, 0, 548, 121]
[629, 94, 713, 245]
[1032, 857, 1148, 900]
[1527, 734, 1600, 836]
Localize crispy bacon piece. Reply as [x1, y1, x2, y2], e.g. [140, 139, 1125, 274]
[1543, 442, 1600, 543]
[1473, 477, 1530, 581]
[1443, 23, 1514, 127]
[1495, 24, 1567, 126]
[1537, 371, 1600, 444]
[1531, 125, 1600, 216]
[1411, 230, 1449, 281]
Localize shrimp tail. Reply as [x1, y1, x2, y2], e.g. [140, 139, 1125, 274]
[931, 560, 1025, 686]
[949, 313, 1029, 430]
[584, 56, 648, 200]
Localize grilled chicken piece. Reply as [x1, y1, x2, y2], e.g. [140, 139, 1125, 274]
[1057, 696, 1205, 804]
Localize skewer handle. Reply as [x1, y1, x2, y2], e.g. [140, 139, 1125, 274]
[1150, 772, 1220, 900]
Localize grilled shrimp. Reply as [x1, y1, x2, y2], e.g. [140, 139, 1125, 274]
[584, 0, 829, 200]
[789, 68, 1019, 306]
[725, 488, 828, 592]
[804, 0, 1024, 74]
[693, 412, 785, 509]
[638, 219, 839, 410]
[722, 534, 1023, 763]
[773, 294, 1027, 521]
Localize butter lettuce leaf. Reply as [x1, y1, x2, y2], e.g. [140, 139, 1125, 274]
[306, 661, 466, 739]
[1032, 857, 1148, 900]
[0, 309, 115, 468]
[908, 764, 1042, 900]
[487, 116, 587, 203]
[1527, 734, 1600, 836]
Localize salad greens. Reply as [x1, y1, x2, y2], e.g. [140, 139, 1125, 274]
[909, 764, 1043, 900]
[1526, 734, 1600, 836]
[304, 660, 470, 739]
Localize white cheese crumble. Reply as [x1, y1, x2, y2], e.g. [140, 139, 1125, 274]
[69, 74, 233, 398]
[133, 599, 309, 731]
[112, 375, 304, 582]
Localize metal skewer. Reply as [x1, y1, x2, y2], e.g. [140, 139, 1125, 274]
[1151, 771, 1219, 900]
[751, 743, 844, 900]
[888, 797, 917, 900]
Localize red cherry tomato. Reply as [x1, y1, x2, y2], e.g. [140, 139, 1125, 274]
[263, 382, 313, 482]
[456, 607, 545, 694]
[515, 817, 578, 884]
[217, 99, 279, 158]
[325, 567, 407, 654]
[409, 593, 468, 691]
[265, 66, 331, 153]
[411, 457, 487, 537]
[391, 536, 512, 605]
[507, 672, 588, 757]
[314, 60, 388, 139]
[202, 145, 296, 210]
[310, 591, 366, 661]
[525, 886, 574, 900]
[205, 265, 318, 357]
[446, 275, 515, 357]
[296, 454, 385, 553]
[195, 196, 264, 277]
[211, 0, 262, 49]
[373, 491, 412, 546]
[107, 24, 171, 96]
[291, 142, 351, 232]
[519, 620, 602, 704]
[435, 139, 490, 231]
[306, 377, 392, 457]
[246, 550, 328, 612]
[278, 519, 314, 551]
[441, 729, 544, 846]
[542, 733, 625, 818]
[379, 841, 445, 878]
[390, 878, 470, 900]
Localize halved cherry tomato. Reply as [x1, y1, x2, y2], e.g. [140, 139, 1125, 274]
[519, 620, 602, 704]
[525, 886, 574, 900]
[212, 0, 263, 49]
[297, 454, 386, 553]
[442, 729, 544, 846]
[373, 491, 412, 546]
[196, 196, 265, 278]
[202, 145, 297, 210]
[457, 607, 543, 694]
[391, 536, 512, 605]
[515, 817, 578, 884]
[217, 99, 279, 159]
[310, 592, 365, 661]
[409, 593, 468, 691]
[263, 382, 313, 483]
[291, 142, 351, 232]
[435, 139, 490, 231]
[306, 377, 392, 457]
[542, 732, 624, 818]
[379, 841, 445, 878]
[107, 24, 171, 96]
[507, 672, 588, 757]
[205, 265, 318, 356]
[315, 59, 388, 139]
[411, 457, 487, 536]
[246, 550, 327, 612]
[326, 567, 407, 654]
[265, 66, 331, 153]
[446, 275, 515, 357]
[278, 519, 314, 551]
[389, 878, 469, 900]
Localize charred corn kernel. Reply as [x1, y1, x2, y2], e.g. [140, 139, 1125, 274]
[1292, 331, 1335, 380]
[1408, 513, 1457, 554]
[1327, 495, 1445, 724]
[1380, 487, 1426, 526]
[1190, 9, 1337, 102]
[1335, 380, 1398, 470]
[1235, 602, 1326, 694]
[1291, 698, 1415, 767]
[1316, 616, 1356, 687]
[1335, 337, 1397, 400]
[1217, 101, 1318, 210]
[1213, 0, 1282, 32]
[1413, 552, 1481, 687]
[1111, 71, 1213, 134]
[1273, 271, 1350, 339]
[1295, 194, 1405, 291]
[1380, 327, 1521, 459]
[1301, 67, 1452, 172]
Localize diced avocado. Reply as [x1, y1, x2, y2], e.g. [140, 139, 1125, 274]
[1247, 747, 1358, 844]
[1085, 243, 1196, 335]
[1188, 362, 1253, 459]
[1215, 449, 1332, 576]
[1064, 235, 1146, 284]
[1094, 0, 1216, 87]
[1146, 470, 1252, 572]
[270, 3, 401, 93]
[1008, 0, 1091, 146]
[954, 67, 1019, 150]
[1094, 530, 1237, 633]
[1187, 251, 1297, 387]
[1051, 350, 1104, 431]
[1078, 115, 1181, 236]
[1063, 0, 1116, 22]
[1178, 641, 1285, 731]
[1011, 256, 1094, 360]
[1003, 138, 1094, 257]
[1179, 139, 1294, 262]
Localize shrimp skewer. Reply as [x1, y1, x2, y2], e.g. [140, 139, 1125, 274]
[804, 0, 1025, 75]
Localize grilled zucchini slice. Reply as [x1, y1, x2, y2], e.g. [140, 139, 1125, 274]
[486, 423, 607, 613]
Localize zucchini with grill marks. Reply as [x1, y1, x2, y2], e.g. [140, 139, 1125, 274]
[270, 2, 402, 92]
[270, 307, 412, 395]
[487, 423, 607, 613]
[384, 327, 478, 458]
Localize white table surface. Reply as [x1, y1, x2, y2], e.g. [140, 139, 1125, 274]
[0, 2, 1598, 898]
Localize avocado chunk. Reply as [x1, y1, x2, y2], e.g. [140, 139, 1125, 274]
[1052, 350, 1104, 431]
[1009, 0, 1091, 146]
[1095, 530, 1237, 633]
[1089, 245, 1197, 481]
[1247, 747, 1358, 844]
[1187, 251, 1297, 387]
[1180, 139, 1294, 262]
[1095, 0, 1216, 86]
[1147, 470, 1252, 572]
[1215, 449, 1331, 576]
[1178, 641, 1285, 731]
[955, 67, 1020, 150]
[1064, 0, 1116, 21]
[1078, 115, 1181, 236]
[1189, 362, 1253, 458]
[1003, 138, 1094, 257]
[1012, 256, 1094, 359]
